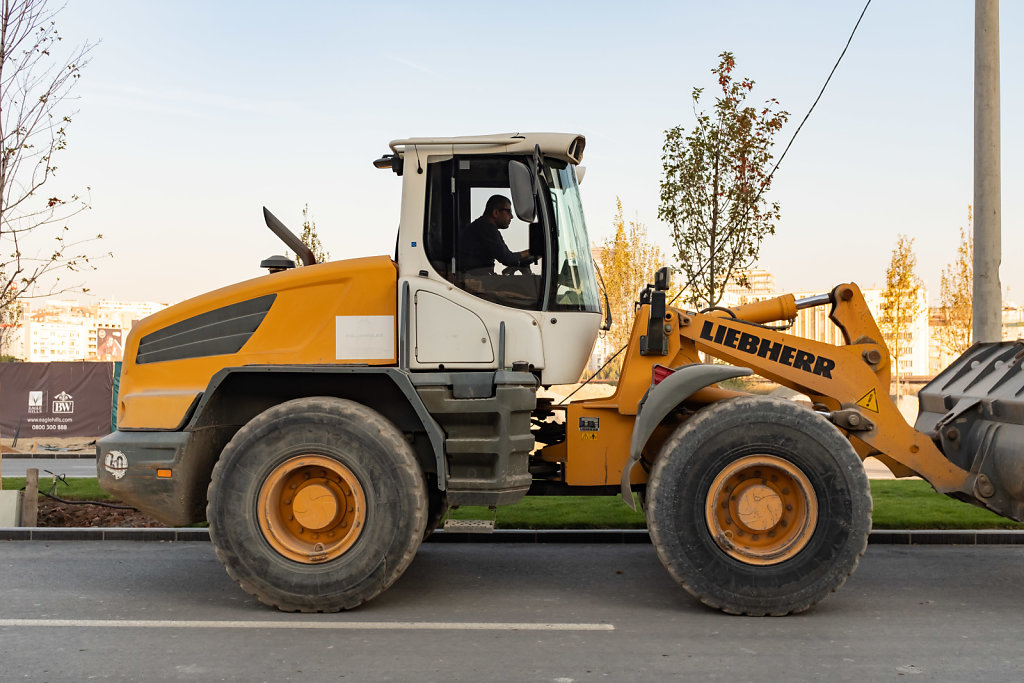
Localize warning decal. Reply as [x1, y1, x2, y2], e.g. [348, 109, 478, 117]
[856, 388, 879, 413]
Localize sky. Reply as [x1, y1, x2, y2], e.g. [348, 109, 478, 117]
[16, 0, 1022, 307]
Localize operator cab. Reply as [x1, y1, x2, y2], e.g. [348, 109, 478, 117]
[423, 154, 600, 314]
[386, 133, 603, 385]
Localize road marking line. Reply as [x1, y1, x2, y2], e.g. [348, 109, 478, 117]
[0, 619, 614, 632]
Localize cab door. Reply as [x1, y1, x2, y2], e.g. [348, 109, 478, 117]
[397, 154, 546, 373]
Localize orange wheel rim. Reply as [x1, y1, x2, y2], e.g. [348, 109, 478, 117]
[257, 455, 366, 564]
[704, 455, 818, 566]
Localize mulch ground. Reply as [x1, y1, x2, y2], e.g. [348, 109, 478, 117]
[35, 499, 167, 528]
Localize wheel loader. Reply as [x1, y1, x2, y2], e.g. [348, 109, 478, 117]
[97, 132, 1024, 616]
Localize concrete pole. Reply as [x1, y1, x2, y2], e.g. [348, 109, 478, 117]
[973, 0, 1002, 342]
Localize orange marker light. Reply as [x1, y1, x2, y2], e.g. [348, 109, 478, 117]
[156, 469, 172, 478]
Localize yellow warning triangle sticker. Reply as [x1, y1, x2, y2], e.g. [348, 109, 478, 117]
[856, 388, 879, 413]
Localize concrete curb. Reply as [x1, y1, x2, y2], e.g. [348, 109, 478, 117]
[3, 527, 1024, 544]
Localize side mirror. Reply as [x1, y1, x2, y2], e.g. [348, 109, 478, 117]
[508, 160, 536, 223]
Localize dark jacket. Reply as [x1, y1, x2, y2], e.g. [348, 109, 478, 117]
[458, 216, 526, 272]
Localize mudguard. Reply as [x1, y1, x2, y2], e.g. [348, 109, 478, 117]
[620, 363, 752, 509]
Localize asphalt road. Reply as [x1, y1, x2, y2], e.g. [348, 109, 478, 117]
[1, 542, 1022, 681]
[1, 457, 97, 479]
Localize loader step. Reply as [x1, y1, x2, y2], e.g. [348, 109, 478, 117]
[442, 519, 496, 533]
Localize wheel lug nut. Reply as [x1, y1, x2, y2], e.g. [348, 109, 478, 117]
[786, 504, 793, 511]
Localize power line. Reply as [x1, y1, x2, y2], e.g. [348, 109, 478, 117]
[572, 2, 876, 399]
[768, 0, 873, 181]
[667, 0, 873, 309]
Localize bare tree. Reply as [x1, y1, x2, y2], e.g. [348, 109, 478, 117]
[1, 0, 103, 328]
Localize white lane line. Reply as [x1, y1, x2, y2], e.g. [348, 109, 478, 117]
[0, 619, 614, 631]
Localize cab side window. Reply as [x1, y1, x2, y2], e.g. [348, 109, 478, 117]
[423, 156, 544, 310]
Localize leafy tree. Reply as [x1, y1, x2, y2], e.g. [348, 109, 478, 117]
[936, 207, 973, 357]
[659, 51, 788, 310]
[1, 0, 103, 326]
[597, 198, 665, 378]
[880, 235, 922, 398]
[0, 299, 22, 358]
[288, 204, 330, 265]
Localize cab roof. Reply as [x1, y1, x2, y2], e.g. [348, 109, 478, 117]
[387, 132, 585, 165]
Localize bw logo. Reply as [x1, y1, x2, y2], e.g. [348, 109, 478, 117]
[52, 391, 74, 414]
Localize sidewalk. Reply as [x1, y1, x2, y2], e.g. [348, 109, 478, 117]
[1, 436, 97, 459]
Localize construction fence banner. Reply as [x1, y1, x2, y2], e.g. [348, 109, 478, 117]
[0, 362, 114, 440]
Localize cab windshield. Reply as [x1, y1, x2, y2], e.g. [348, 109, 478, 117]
[543, 160, 601, 313]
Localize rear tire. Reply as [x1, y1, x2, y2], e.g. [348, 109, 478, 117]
[647, 396, 871, 616]
[207, 397, 427, 612]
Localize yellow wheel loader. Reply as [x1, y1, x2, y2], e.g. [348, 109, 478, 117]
[98, 133, 1024, 615]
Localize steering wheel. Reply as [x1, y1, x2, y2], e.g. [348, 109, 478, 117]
[501, 254, 539, 276]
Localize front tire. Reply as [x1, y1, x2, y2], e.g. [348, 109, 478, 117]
[207, 397, 427, 612]
[647, 396, 871, 616]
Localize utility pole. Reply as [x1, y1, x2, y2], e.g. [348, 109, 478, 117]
[974, 0, 1001, 342]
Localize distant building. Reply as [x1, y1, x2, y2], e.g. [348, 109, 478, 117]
[13, 298, 168, 362]
[723, 268, 777, 306]
[1003, 304, 1024, 342]
[25, 321, 91, 361]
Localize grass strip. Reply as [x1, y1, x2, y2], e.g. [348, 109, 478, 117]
[447, 480, 1024, 530]
[1, 477, 113, 501]
[3, 478, 1023, 530]
[868, 480, 1024, 529]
